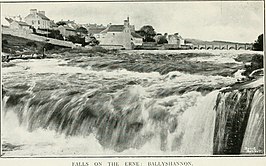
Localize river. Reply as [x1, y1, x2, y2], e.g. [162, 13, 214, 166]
[1, 50, 264, 156]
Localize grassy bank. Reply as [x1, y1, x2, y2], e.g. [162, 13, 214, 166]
[2, 34, 67, 55]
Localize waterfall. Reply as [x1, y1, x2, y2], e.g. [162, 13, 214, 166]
[241, 87, 264, 154]
[213, 86, 264, 155]
[2, 85, 148, 152]
[173, 91, 218, 154]
[2, 84, 220, 155]
[2, 80, 264, 155]
[132, 91, 219, 155]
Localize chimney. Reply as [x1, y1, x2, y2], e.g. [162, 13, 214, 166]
[38, 11, 45, 16]
[30, 9, 37, 15]
[18, 15, 22, 21]
[124, 17, 129, 27]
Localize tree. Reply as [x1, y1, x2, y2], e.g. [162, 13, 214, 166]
[43, 43, 55, 51]
[253, 34, 263, 51]
[136, 25, 156, 42]
[76, 27, 88, 35]
[86, 36, 100, 46]
[56, 21, 67, 26]
[157, 33, 168, 44]
[243, 54, 263, 77]
[48, 30, 63, 40]
[26, 41, 38, 54]
[26, 41, 37, 47]
[68, 35, 86, 46]
[2, 39, 8, 45]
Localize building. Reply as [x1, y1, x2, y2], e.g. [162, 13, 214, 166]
[50, 20, 58, 29]
[131, 32, 143, 47]
[5, 17, 32, 33]
[57, 25, 77, 38]
[94, 17, 143, 49]
[154, 34, 163, 43]
[87, 27, 106, 36]
[10, 21, 31, 30]
[24, 9, 51, 29]
[57, 20, 80, 30]
[82, 24, 107, 37]
[167, 33, 185, 48]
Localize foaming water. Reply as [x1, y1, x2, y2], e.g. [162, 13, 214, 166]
[213, 86, 264, 155]
[2, 51, 263, 156]
[241, 88, 264, 154]
[2, 90, 218, 156]
[2, 110, 109, 156]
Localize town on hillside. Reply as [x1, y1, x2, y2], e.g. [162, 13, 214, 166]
[2, 9, 253, 50]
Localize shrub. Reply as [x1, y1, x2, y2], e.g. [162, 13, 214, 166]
[91, 46, 107, 53]
[49, 30, 64, 40]
[253, 34, 263, 51]
[2, 39, 8, 45]
[243, 54, 264, 76]
[68, 35, 86, 46]
[26, 41, 37, 48]
[43, 43, 55, 51]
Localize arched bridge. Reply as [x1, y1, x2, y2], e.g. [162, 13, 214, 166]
[193, 44, 252, 50]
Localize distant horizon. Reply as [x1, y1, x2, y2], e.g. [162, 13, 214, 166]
[184, 38, 255, 44]
[1, 1, 264, 43]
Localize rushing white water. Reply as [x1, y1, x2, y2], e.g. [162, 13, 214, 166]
[2, 91, 218, 156]
[1, 50, 263, 156]
[2, 109, 108, 157]
[241, 88, 264, 154]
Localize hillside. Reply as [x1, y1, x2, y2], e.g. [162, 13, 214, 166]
[2, 34, 66, 55]
[185, 38, 252, 45]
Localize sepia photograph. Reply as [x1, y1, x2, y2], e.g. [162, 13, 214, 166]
[0, 0, 264, 158]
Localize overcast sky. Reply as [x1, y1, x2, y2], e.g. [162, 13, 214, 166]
[1, 1, 264, 43]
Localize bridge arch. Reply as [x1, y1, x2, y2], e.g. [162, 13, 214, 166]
[229, 46, 235, 50]
[246, 46, 252, 50]
[221, 47, 226, 50]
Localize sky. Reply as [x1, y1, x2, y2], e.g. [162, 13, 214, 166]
[1, 1, 264, 43]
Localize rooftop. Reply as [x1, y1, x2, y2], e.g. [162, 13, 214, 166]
[131, 32, 143, 38]
[88, 27, 107, 34]
[17, 21, 31, 26]
[101, 25, 125, 33]
[37, 13, 50, 21]
[25, 13, 50, 21]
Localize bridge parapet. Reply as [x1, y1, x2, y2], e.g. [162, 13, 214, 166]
[191, 43, 252, 50]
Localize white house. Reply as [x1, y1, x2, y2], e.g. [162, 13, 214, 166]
[57, 25, 77, 38]
[10, 21, 31, 30]
[131, 32, 143, 47]
[5, 17, 32, 33]
[167, 33, 185, 48]
[94, 17, 143, 49]
[24, 9, 51, 29]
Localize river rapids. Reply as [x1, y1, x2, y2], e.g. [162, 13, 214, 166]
[1, 50, 264, 156]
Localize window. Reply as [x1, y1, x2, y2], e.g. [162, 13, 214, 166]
[38, 20, 40, 24]
[113, 33, 115, 35]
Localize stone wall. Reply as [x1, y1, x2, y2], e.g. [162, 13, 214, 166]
[2, 27, 75, 48]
